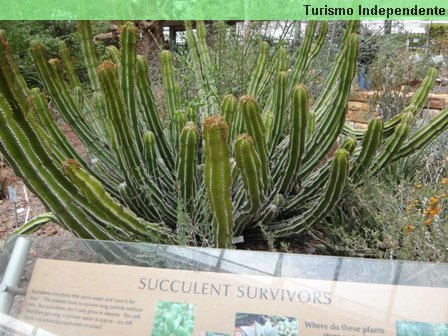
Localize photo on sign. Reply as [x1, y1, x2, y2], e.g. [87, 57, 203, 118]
[234, 313, 298, 336]
[396, 321, 448, 336]
[151, 300, 196, 336]
[197, 332, 230, 336]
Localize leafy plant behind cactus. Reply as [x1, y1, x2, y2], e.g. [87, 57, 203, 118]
[1, 21, 447, 249]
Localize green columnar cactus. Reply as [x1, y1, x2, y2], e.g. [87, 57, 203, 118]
[178, 122, 199, 212]
[136, 55, 174, 170]
[275, 47, 288, 72]
[203, 116, 233, 248]
[144, 131, 158, 175]
[248, 41, 269, 97]
[275, 84, 308, 194]
[160, 50, 180, 145]
[58, 41, 81, 88]
[76, 21, 100, 92]
[120, 22, 141, 144]
[268, 71, 288, 154]
[370, 111, 414, 174]
[351, 117, 384, 182]
[234, 134, 264, 216]
[1, 21, 447, 249]
[185, 107, 198, 123]
[271, 148, 350, 237]
[106, 45, 120, 64]
[240, 96, 269, 191]
[220, 94, 237, 142]
[184, 21, 218, 118]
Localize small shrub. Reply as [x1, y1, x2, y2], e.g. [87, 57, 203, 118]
[318, 131, 448, 262]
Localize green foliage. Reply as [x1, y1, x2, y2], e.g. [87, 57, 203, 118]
[0, 21, 447, 250]
[0, 21, 109, 88]
[429, 23, 448, 40]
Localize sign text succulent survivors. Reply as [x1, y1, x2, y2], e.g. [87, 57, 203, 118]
[138, 277, 332, 304]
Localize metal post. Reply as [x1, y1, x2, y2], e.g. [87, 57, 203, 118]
[0, 236, 32, 314]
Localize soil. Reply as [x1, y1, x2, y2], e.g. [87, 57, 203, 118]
[0, 164, 74, 249]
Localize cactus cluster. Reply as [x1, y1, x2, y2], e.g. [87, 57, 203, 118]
[1, 21, 448, 248]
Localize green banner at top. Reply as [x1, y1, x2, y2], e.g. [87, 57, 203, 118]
[0, 0, 447, 20]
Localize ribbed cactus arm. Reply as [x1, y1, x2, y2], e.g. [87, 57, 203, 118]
[287, 21, 316, 93]
[0, 32, 29, 114]
[271, 149, 350, 238]
[136, 56, 175, 170]
[62, 159, 172, 242]
[410, 67, 438, 111]
[235, 134, 264, 212]
[307, 111, 316, 139]
[161, 50, 180, 117]
[383, 67, 438, 135]
[99, 61, 177, 225]
[304, 148, 349, 225]
[258, 45, 288, 102]
[106, 45, 120, 64]
[160, 50, 181, 146]
[196, 21, 217, 107]
[196, 21, 212, 69]
[313, 21, 359, 120]
[76, 21, 100, 92]
[305, 22, 328, 72]
[275, 47, 288, 72]
[0, 94, 112, 240]
[174, 110, 186, 149]
[283, 135, 356, 217]
[275, 84, 308, 194]
[178, 122, 199, 212]
[31, 89, 84, 163]
[240, 96, 269, 191]
[143, 131, 158, 175]
[58, 41, 81, 88]
[268, 71, 288, 154]
[394, 107, 448, 161]
[184, 21, 205, 114]
[344, 67, 438, 140]
[98, 61, 142, 179]
[220, 94, 237, 143]
[120, 22, 141, 143]
[351, 116, 383, 182]
[370, 111, 414, 175]
[30, 44, 116, 168]
[300, 33, 358, 178]
[203, 116, 233, 248]
[248, 41, 269, 97]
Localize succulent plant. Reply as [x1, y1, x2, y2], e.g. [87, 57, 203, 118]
[1, 21, 447, 249]
[241, 320, 279, 336]
[151, 301, 195, 336]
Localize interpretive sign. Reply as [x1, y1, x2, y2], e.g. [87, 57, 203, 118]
[21, 259, 448, 336]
